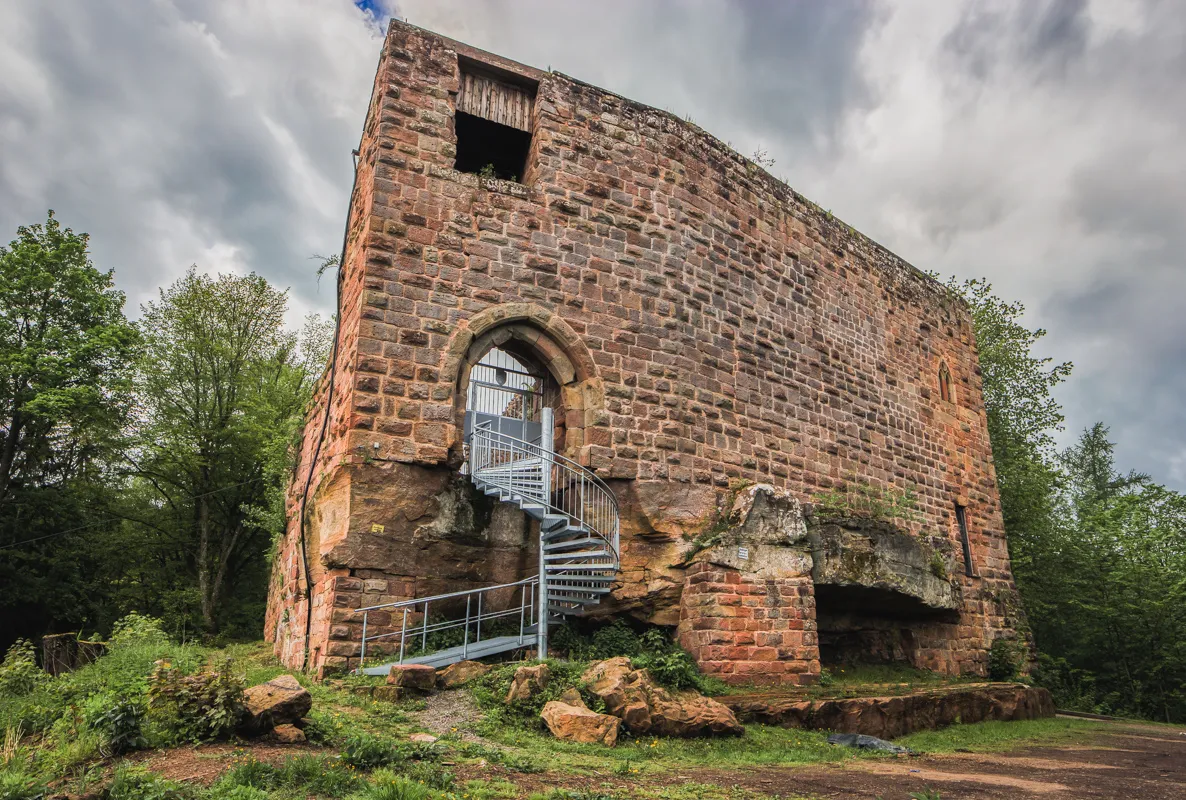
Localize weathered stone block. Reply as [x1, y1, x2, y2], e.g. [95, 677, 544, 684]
[387, 664, 437, 691]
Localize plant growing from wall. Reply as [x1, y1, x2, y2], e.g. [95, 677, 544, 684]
[812, 482, 921, 525]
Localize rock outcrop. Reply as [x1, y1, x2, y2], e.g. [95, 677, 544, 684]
[581, 658, 743, 737]
[721, 684, 1055, 739]
[810, 519, 960, 613]
[541, 698, 622, 746]
[387, 664, 437, 691]
[242, 675, 312, 734]
[437, 660, 492, 689]
[505, 663, 550, 704]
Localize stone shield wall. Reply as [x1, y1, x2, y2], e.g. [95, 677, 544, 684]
[266, 20, 1025, 679]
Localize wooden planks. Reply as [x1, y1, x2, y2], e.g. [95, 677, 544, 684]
[457, 71, 533, 132]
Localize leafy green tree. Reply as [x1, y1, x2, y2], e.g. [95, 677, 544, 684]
[948, 278, 1071, 620]
[0, 211, 139, 501]
[0, 212, 139, 648]
[128, 269, 326, 634]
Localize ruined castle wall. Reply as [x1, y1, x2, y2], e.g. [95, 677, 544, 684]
[267, 21, 1024, 677]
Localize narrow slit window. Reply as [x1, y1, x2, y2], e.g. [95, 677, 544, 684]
[955, 503, 976, 577]
[938, 362, 952, 403]
[454, 66, 535, 182]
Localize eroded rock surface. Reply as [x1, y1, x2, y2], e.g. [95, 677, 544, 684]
[505, 663, 550, 704]
[436, 660, 492, 688]
[541, 700, 622, 746]
[810, 519, 960, 612]
[581, 657, 743, 737]
[722, 684, 1055, 739]
[387, 664, 437, 691]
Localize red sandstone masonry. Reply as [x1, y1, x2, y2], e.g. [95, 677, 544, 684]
[267, 21, 1025, 677]
[680, 561, 820, 686]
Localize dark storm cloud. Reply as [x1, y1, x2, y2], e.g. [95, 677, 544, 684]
[943, 0, 1091, 83]
[390, 0, 880, 161]
[718, 1, 883, 151]
[2, 0, 1184, 486]
[0, 0, 382, 319]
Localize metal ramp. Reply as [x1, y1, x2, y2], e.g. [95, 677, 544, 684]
[359, 633, 535, 674]
[354, 409, 619, 675]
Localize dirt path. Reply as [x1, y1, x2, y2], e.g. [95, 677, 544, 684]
[690, 721, 1185, 799]
[414, 688, 486, 741]
[129, 716, 1183, 799]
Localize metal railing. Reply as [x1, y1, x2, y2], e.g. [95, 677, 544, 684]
[356, 576, 539, 667]
[468, 425, 620, 560]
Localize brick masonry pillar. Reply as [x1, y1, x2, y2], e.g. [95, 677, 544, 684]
[676, 485, 821, 686]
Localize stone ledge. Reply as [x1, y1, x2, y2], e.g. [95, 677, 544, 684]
[718, 683, 1054, 739]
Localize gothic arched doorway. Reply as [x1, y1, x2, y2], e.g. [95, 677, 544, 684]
[463, 345, 562, 451]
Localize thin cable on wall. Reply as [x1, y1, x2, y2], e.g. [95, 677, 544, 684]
[296, 149, 359, 672]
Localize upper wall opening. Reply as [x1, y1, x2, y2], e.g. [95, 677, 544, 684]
[454, 61, 536, 182]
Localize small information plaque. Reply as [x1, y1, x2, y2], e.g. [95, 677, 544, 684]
[370, 523, 385, 533]
[737, 546, 749, 561]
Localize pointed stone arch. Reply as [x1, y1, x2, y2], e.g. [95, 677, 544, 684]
[443, 303, 605, 461]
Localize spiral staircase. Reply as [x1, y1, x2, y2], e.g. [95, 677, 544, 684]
[356, 410, 619, 674]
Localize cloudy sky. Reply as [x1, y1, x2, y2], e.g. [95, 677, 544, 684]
[1, 0, 1183, 488]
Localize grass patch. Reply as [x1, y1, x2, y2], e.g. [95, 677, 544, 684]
[898, 716, 1103, 753]
[523, 785, 806, 800]
[475, 718, 881, 774]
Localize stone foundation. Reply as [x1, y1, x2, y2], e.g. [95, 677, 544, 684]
[721, 684, 1056, 739]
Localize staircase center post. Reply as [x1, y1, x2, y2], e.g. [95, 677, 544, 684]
[537, 406, 553, 660]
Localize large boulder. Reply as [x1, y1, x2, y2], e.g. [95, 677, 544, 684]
[505, 663, 550, 704]
[242, 675, 312, 733]
[581, 658, 742, 737]
[437, 660, 492, 689]
[387, 664, 437, 691]
[541, 700, 622, 746]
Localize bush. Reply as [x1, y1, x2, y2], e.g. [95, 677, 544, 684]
[1034, 654, 1098, 712]
[547, 621, 719, 694]
[214, 754, 275, 790]
[206, 786, 268, 800]
[354, 770, 430, 800]
[216, 754, 361, 798]
[0, 642, 47, 698]
[301, 708, 343, 746]
[83, 694, 147, 756]
[0, 769, 46, 800]
[633, 649, 701, 691]
[109, 613, 170, 646]
[103, 764, 191, 800]
[340, 732, 402, 770]
[400, 760, 454, 791]
[147, 659, 245, 743]
[272, 755, 361, 797]
[988, 638, 1021, 682]
[588, 621, 644, 660]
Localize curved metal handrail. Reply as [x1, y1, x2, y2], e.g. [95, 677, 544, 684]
[467, 425, 620, 561]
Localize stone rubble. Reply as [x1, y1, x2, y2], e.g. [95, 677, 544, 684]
[505, 663, 550, 704]
[580, 657, 743, 737]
